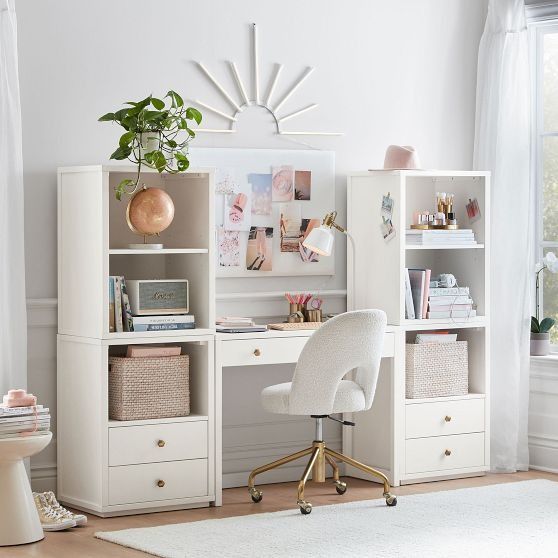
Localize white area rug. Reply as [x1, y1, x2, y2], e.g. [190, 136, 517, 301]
[95, 480, 558, 558]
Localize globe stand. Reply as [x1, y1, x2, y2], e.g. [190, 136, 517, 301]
[128, 234, 164, 250]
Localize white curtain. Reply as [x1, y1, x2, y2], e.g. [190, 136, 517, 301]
[0, 0, 27, 396]
[473, 0, 531, 471]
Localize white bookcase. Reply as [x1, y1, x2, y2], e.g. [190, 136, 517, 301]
[347, 170, 491, 485]
[56, 166, 217, 516]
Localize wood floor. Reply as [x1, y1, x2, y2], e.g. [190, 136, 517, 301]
[3, 470, 557, 558]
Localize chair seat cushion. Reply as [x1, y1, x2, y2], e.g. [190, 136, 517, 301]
[261, 380, 366, 415]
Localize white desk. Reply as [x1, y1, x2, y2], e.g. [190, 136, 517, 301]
[214, 327, 400, 505]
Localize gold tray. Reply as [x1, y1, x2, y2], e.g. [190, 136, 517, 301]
[268, 322, 322, 331]
[410, 224, 459, 230]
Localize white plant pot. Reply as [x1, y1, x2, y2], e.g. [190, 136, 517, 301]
[139, 132, 160, 156]
[531, 332, 551, 356]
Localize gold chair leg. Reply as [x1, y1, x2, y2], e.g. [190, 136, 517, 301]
[324, 453, 340, 482]
[296, 446, 321, 514]
[325, 447, 397, 505]
[311, 441, 326, 483]
[248, 446, 314, 502]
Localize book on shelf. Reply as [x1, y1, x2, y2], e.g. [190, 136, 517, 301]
[126, 345, 182, 358]
[0, 414, 50, 424]
[133, 322, 196, 332]
[216, 325, 268, 333]
[415, 332, 458, 344]
[427, 295, 472, 305]
[408, 269, 426, 319]
[429, 287, 470, 297]
[404, 269, 415, 320]
[427, 309, 477, 319]
[109, 277, 116, 333]
[216, 317, 256, 327]
[131, 315, 195, 331]
[406, 229, 477, 245]
[121, 277, 134, 332]
[114, 276, 124, 332]
[425, 303, 473, 312]
[0, 405, 47, 416]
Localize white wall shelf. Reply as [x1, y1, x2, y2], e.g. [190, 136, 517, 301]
[347, 169, 490, 486]
[57, 166, 217, 517]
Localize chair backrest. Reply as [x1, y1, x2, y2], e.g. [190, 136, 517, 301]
[288, 310, 387, 415]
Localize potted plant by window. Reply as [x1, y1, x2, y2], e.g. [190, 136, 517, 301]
[531, 252, 558, 356]
[98, 90, 202, 200]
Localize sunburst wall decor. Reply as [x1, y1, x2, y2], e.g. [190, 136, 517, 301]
[193, 24, 343, 137]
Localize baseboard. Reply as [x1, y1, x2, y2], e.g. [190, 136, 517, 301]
[529, 434, 558, 473]
[30, 463, 57, 493]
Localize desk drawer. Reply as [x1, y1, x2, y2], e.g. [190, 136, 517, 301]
[108, 459, 208, 505]
[109, 421, 207, 466]
[405, 432, 485, 474]
[405, 398, 485, 439]
[220, 337, 309, 367]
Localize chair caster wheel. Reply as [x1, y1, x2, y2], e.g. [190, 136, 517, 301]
[335, 481, 347, 495]
[385, 493, 397, 507]
[298, 500, 312, 515]
[249, 487, 263, 503]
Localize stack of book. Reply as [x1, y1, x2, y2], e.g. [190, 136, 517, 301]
[404, 269, 476, 320]
[216, 317, 267, 333]
[0, 405, 50, 439]
[108, 276, 195, 332]
[406, 229, 477, 246]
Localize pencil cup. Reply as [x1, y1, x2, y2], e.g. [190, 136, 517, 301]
[288, 303, 304, 323]
[305, 309, 322, 323]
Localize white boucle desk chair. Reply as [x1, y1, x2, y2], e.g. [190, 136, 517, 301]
[248, 310, 397, 514]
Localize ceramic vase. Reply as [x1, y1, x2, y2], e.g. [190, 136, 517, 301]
[531, 332, 550, 356]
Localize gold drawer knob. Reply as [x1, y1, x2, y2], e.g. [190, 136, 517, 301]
[157, 479, 165, 488]
[157, 439, 166, 448]
[444, 416, 452, 422]
[444, 449, 452, 456]
[253, 348, 262, 357]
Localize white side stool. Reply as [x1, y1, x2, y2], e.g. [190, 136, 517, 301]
[0, 433, 52, 546]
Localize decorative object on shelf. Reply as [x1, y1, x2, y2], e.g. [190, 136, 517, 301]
[126, 279, 189, 316]
[531, 252, 558, 356]
[370, 145, 422, 171]
[410, 191, 462, 230]
[192, 24, 342, 137]
[2, 389, 36, 408]
[98, 90, 202, 200]
[126, 186, 175, 249]
[108, 355, 190, 421]
[268, 322, 322, 331]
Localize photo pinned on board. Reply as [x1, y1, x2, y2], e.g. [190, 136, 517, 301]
[224, 188, 251, 231]
[279, 204, 302, 252]
[215, 167, 239, 195]
[466, 197, 481, 223]
[246, 227, 273, 271]
[272, 165, 294, 202]
[299, 219, 321, 262]
[217, 227, 241, 267]
[294, 170, 311, 200]
[380, 216, 396, 242]
[249, 173, 272, 216]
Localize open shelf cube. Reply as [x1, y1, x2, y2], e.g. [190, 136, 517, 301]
[58, 166, 215, 339]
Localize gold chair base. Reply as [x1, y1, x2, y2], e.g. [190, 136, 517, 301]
[247, 440, 397, 514]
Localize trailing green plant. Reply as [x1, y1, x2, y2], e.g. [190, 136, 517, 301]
[98, 91, 202, 200]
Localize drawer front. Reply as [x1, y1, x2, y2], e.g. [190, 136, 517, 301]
[109, 421, 207, 466]
[406, 398, 485, 439]
[108, 459, 208, 505]
[405, 432, 485, 474]
[220, 337, 309, 367]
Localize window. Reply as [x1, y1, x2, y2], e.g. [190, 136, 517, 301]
[534, 23, 558, 345]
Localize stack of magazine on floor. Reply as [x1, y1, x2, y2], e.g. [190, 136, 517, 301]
[404, 268, 476, 320]
[108, 276, 195, 332]
[216, 317, 267, 333]
[0, 405, 50, 439]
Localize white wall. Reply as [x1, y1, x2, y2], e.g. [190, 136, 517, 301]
[16, 0, 488, 489]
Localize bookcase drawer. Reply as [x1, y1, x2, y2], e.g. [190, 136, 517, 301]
[405, 398, 485, 439]
[219, 337, 310, 367]
[108, 459, 208, 505]
[109, 421, 207, 466]
[405, 432, 485, 474]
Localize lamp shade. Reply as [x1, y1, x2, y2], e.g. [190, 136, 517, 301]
[302, 225, 334, 256]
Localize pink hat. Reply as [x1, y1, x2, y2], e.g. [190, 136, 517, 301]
[2, 389, 37, 408]
[369, 145, 422, 171]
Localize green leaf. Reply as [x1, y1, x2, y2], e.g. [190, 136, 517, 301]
[114, 108, 130, 122]
[185, 127, 195, 138]
[166, 90, 184, 108]
[109, 145, 132, 160]
[119, 131, 135, 147]
[114, 178, 135, 201]
[151, 97, 165, 110]
[175, 151, 189, 171]
[540, 317, 556, 333]
[185, 107, 202, 125]
[152, 151, 167, 172]
[165, 139, 177, 148]
[98, 112, 115, 122]
[531, 316, 540, 333]
[143, 110, 164, 122]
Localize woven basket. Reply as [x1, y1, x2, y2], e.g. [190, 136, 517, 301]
[405, 341, 468, 399]
[108, 355, 190, 420]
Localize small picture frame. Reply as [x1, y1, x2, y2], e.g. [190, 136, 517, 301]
[466, 198, 481, 223]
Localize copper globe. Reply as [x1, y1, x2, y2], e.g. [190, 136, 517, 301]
[126, 187, 175, 236]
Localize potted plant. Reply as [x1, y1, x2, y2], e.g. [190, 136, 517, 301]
[531, 252, 558, 356]
[98, 90, 202, 200]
